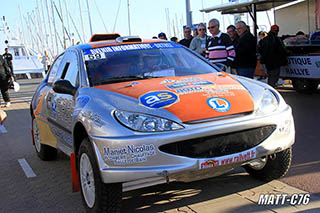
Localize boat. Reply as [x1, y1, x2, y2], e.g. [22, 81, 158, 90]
[2, 17, 45, 79]
[5, 39, 45, 79]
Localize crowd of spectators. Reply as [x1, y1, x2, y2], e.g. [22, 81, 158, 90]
[153, 20, 289, 88]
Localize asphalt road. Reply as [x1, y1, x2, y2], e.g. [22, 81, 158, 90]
[0, 78, 319, 212]
[278, 86, 320, 196]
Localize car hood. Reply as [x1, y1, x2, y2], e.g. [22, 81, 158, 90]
[94, 73, 254, 122]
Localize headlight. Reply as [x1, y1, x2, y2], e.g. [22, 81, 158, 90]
[114, 110, 184, 132]
[255, 89, 279, 116]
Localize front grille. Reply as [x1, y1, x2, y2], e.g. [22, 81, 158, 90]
[159, 125, 276, 158]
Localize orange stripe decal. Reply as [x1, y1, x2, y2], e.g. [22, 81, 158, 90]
[34, 88, 48, 116]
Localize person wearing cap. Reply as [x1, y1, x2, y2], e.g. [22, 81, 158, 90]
[158, 32, 167, 40]
[259, 25, 288, 87]
[179, 26, 193, 48]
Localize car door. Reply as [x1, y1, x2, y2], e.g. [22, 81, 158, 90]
[48, 50, 80, 152]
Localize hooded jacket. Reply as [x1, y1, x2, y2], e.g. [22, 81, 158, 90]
[259, 31, 288, 70]
[0, 55, 11, 82]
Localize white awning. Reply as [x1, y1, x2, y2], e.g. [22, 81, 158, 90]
[200, 0, 297, 14]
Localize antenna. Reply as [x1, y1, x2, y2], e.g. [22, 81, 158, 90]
[127, 0, 131, 35]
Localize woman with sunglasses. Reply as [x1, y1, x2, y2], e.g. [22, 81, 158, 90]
[189, 23, 208, 57]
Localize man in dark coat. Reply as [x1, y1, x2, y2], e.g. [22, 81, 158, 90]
[0, 54, 13, 107]
[234, 21, 257, 79]
[259, 25, 288, 87]
[3, 48, 13, 77]
[179, 26, 193, 48]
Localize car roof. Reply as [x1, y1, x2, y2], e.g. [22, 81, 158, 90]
[74, 35, 170, 51]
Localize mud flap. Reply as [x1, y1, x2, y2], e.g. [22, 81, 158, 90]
[71, 152, 80, 192]
[31, 129, 35, 145]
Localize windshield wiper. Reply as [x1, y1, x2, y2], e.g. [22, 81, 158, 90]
[97, 75, 158, 85]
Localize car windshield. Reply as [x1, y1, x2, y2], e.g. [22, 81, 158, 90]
[84, 42, 218, 86]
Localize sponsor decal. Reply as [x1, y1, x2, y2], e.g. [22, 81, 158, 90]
[51, 99, 57, 117]
[83, 43, 181, 59]
[103, 144, 156, 165]
[139, 91, 179, 108]
[160, 77, 202, 84]
[174, 85, 236, 97]
[213, 84, 245, 90]
[207, 97, 231, 112]
[166, 80, 214, 89]
[280, 56, 320, 78]
[203, 88, 235, 97]
[199, 147, 256, 169]
[80, 111, 104, 127]
[52, 126, 72, 145]
[76, 96, 90, 108]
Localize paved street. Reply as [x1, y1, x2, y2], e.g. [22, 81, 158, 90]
[0, 78, 320, 212]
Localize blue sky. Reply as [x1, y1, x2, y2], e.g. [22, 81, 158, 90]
[0, 0, 274, 55]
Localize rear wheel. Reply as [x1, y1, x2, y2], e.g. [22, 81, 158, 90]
[292, 79, 319, 93]
[78, 138, 122, 212]
[243, 147, 292, 182]
[32, 118, 57, 161]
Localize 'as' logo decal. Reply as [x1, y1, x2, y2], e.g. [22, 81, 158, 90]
[139, 91, 179, 108]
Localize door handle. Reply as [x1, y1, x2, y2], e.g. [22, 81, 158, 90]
[47, 96, 52, 102]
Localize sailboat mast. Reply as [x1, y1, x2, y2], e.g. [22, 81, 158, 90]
[18, 5, 26, 45]
[51, 0, 59, 55]
[40, 0, 49, 52]
[78, 0, 86, 43]
[86, 0, 93, 36]
[58, 0, 66, 49]
[36, 0, 45, 53]
[64, 0, 71, 46]
[127, 0, 131, 35]
[26, 13, 35, 50]
[45, 0, 55, 56]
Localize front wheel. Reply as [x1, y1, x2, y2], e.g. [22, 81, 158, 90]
[78, 138, 122, 212]
[32, 118, 57, 161]
[243, 147, 292, 182]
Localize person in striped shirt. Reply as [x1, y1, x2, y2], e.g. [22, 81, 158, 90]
[205, 18, 236, 67]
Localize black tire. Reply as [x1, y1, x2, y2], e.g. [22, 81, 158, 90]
[292, 79, 319, 94]
[244, 147, 292, 182]
[32, 118, 57, 161]
[78, 138, 122, 212]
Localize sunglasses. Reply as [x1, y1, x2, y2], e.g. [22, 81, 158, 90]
[198, 28, 206, 31]
[208, 25, 217, 29]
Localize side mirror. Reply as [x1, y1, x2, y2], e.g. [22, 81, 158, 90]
[53, 79, 77, 96]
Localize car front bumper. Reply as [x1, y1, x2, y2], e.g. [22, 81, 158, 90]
[89, 105, 295, 189]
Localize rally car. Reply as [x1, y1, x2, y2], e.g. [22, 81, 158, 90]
[30, 34, 295, 212]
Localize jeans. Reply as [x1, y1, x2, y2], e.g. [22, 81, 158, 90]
[236, 68, 255, 79]
[267, 67, 281, 88]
